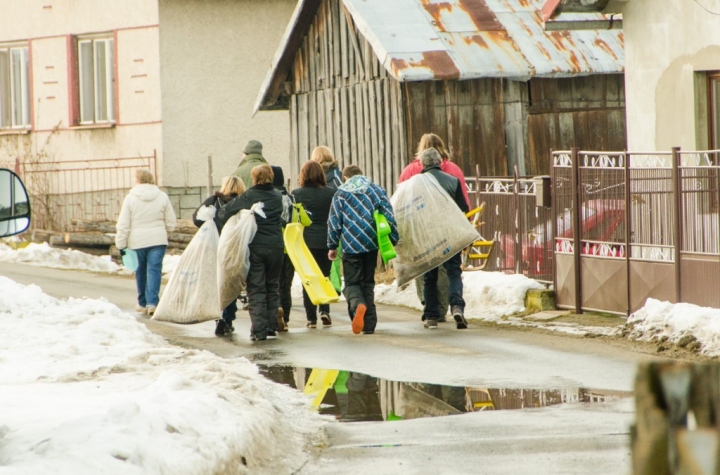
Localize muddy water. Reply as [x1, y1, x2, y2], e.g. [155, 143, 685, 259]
[258, 364, 632, 422]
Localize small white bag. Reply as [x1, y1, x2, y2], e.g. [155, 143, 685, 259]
[391, 174, 479, 288]
[217, 202, 265, 310]
[153, 206, 221, 323]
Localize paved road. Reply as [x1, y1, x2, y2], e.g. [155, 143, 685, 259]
[1, 262, 656, 474]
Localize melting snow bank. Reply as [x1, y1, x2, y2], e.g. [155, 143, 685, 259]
[624, 298, 720, 356]
[0, 276, 327, 475]
[375, 271, 544, 320]
[0, 242, 181, 275]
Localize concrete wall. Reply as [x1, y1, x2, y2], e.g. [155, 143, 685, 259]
[0, 1, 162, 179]
[158, 0, 296, 190]
[623, 0, 720, 151]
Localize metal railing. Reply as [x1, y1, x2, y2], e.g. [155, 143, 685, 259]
[16, 152, 157, 231]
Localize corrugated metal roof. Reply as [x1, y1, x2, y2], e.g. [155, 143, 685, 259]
[255, 0, 624, 112]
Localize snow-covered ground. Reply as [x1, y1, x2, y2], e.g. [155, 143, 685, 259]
[0, 242, 182, 275]
[0, 276, 327, 474]
[3, 242, 720, 359]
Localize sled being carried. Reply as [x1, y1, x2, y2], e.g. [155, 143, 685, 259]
[283, 222, 340, 305]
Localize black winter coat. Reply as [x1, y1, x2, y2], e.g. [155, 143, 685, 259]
[192, 193, 237, 230]
[422, 166, 469, 214]
[216, 183, 284, 249]
[324, 166, 342, 190]
[291, 185, 337, 249]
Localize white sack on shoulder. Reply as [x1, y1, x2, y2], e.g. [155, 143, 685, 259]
[217, 202, 265, 310]
[391, 174, 479, 288]
[153, 206, 221, 323]
[195, 204, 216, 222]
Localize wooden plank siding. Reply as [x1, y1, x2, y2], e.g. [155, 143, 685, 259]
[286, 0, 626, 191]
[289, 0, 406, 194]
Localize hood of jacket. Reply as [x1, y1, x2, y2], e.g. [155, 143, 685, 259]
[130, 184, 161, 201]
[339, 175, 372, 194]
[239, 153, 266, 166]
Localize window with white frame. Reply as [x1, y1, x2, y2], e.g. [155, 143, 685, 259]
[78, 37, 115, 124]
[0, 45, 31, 130]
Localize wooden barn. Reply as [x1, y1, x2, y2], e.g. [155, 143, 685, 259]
[255, 0, 626, 192]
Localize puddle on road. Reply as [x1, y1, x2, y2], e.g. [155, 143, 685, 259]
[258, 364, 632, 423]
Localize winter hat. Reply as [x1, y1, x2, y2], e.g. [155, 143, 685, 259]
[271, 166, 285, 188]
[243, 140, 263, 155]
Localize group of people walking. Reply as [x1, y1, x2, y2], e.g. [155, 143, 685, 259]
[115, 133, 469, 341]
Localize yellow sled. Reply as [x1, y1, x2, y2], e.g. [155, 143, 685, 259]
[283, 223, 340, 305]
[304, 368, 340, 406]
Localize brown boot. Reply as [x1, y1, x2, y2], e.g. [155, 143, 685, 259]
[277, 308, 288, 332]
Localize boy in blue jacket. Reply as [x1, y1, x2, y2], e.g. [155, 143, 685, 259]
[327, 165, 398, 334]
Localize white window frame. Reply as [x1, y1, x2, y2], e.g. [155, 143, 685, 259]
[78, 36, 115, 125]
[0, 44, 30, 130]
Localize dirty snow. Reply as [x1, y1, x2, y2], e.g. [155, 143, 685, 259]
[0, 242, 181, 275]
[0, 276, 327, 474]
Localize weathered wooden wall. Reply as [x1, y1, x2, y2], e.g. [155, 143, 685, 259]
[289, 0, 407, 194]
[526, 74, 627, 176]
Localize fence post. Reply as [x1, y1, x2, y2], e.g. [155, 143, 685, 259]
[672, 147, 682, 304]
[624, 150, 632, 316]
[571, 147, 582, 314]
[206, 155, 213, 198]
[513, 166, 522, 274]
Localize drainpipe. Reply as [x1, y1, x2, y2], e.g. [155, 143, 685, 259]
[571, 147, 582, 314]
[624, 150, 631, 316]
[672, 147, 682, 303]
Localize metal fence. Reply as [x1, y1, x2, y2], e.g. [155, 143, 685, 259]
[466, 169, 553, 283]
[16, 153, 157, 231]
[553, 148, 720, 315]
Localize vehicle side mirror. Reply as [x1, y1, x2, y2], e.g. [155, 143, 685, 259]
[0, 168, 31, 238]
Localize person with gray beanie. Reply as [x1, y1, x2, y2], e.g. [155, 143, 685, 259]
[233, 140, 267, 190]
[419, 147, 469, 331]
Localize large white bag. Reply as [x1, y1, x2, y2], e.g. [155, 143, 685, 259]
[217, 202, 265, 310]
[391, 174, 479, 288]
[153, 205, 221, 323]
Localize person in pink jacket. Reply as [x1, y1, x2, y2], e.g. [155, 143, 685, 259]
[116, 169, 177, 316]
[398, 133, 470, 322]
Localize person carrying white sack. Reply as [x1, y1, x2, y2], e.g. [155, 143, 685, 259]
[152, 176, 245, 329]
[417, 148, 470, 330]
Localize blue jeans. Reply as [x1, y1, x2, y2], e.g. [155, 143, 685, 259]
[423, 252, 464, 320]
[134, 245, 167, 307]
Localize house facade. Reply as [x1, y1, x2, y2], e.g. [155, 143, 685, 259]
[256, 0, 626, 195]
[621, 0, 720, 151]
[0, 0, 295, 228]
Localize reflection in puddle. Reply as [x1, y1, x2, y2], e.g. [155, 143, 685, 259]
[258, 365, 632, 423]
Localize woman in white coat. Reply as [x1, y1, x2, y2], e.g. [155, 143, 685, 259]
[116, 169, 176, 315]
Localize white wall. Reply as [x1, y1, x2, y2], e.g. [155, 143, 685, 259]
[623, 0, 720, 151]
[158, 0, 296, 189]
[0, 1, 163, 180]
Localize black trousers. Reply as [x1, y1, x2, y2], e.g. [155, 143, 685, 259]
[342, 250, 378, 332]
[247, 246, 283, 338]
[303, 247, 332, 322]
[278, 253, 295, 322]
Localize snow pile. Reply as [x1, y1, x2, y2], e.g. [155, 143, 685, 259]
[375, 271, 544, 321]
[0, 276, 326, 474]
[625, 298, 720, 356]
[0, 242, 181, 275]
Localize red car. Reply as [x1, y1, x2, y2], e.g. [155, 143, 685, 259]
[500, 199, 626, 277]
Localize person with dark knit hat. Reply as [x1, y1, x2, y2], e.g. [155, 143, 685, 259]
[233, 140, 268, 190]
[271, 165, 295, 332]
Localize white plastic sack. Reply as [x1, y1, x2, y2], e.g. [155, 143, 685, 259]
[391, 174, 479, 288]
[217, 202, 265, 310]
[153, 206, 220, 323]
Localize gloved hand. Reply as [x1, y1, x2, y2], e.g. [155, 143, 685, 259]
[120, 249, 126, 256]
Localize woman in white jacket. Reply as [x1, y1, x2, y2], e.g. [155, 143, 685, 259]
[116, 169, 176, 315]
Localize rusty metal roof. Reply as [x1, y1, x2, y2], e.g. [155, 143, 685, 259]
[255, 0, 624, 112]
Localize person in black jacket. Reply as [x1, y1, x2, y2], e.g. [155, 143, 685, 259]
[191, 176, 245, 231]
[291, 160, 337, 328]
[217, 164, 284, 341]
[271, 165, 294, 332]
[419, 148, 470, 331]
[191, 176, 245, 336]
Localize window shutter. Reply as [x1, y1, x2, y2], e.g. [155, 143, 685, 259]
[713, 78, 720, 150]
[0, 49, 9, 128]
[67, 35, 80, 126]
